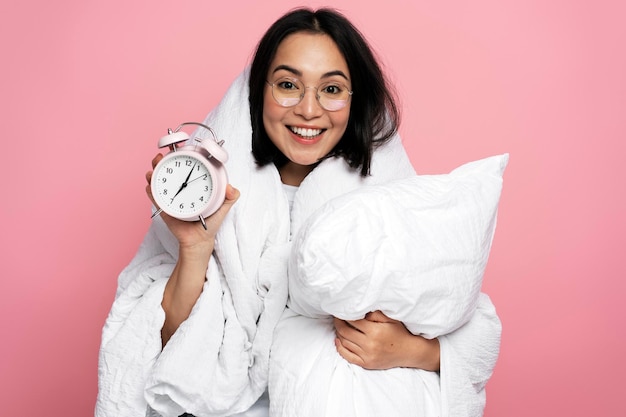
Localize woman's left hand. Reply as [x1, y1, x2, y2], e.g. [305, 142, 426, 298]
[334, 311, 440, 371]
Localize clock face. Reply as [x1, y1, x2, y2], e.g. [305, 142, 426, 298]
[152, 153, 214, 218]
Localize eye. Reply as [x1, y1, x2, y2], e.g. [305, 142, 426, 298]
[276, 78, 301, 91]
[320, 83, 344, 95]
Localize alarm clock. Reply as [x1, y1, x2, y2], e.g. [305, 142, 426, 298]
[150, 122, 228, 229]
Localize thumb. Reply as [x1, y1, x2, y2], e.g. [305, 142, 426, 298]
[208, 184, 240, 223]
[223, 184, 240, 205]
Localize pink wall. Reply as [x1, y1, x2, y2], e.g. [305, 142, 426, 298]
[2, 0, 624, 415]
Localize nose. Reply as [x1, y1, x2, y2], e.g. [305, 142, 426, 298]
[293, 86, 324, 119]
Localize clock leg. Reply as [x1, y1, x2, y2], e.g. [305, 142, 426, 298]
[151, 208, 163, 219]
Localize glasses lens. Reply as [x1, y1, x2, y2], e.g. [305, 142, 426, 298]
[319, 99, 345, 111]
[318, 82, 351, 111]
[270, 78, 352, 111]
[271, 77, 303, 107]
[276, 96, 301, 107]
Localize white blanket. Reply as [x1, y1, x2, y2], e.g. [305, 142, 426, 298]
[96, 68, 501, 417]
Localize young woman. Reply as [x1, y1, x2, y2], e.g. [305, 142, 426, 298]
[97, 8, 500, 417]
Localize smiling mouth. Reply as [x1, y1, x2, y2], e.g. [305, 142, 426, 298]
[289, 126, 325, 139]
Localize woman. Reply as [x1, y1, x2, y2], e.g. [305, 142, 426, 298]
[96, 8, 500, 417]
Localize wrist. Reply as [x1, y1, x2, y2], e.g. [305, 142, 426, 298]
[164, 241, 212, 306]
[178, 240, 214, 262]
[403, 335, 440, 372]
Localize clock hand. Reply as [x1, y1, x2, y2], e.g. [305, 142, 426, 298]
[183, 162, 196, 184]
[170, 162, 197, 201]
[187, 173, 208, 185]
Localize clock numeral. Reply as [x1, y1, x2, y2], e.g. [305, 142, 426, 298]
[191, 202, 195, 208]
[163, 189, 168, 195]
[179, 203, 185, 209]
[204, 186, 209, 191]
[161, 177, 167, 183]
[166, 167, 173, 174]
[186, 160, 193, 167]
[175, 161, 181, 167]
[199, 196, 204, 202]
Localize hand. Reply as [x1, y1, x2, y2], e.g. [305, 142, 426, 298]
[146, 153, 239, 250]
[334, 311, 440, 371]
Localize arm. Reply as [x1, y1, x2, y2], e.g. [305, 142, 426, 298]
[146, 153, 239, 346]
[160, 241, 212, 345]
[334, 310, 440, 371]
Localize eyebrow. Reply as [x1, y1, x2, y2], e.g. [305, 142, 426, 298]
[271, 64, 350, 81]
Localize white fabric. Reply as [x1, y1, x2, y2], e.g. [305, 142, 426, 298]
[271, 155, 507, 417]
[96, 68, 502, 417]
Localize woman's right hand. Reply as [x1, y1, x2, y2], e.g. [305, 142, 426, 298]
[147, 153, 240, 346]
[145, 153, 240, 251]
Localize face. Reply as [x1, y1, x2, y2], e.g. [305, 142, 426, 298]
[263, 32, 351, 184]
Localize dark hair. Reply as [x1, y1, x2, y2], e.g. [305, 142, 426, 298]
[249, 7, 400, 177]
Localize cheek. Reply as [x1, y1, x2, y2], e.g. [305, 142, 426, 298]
[263, 95, 283, 127]
[262, 103, 288, 150]
[332, 109, 351, 135]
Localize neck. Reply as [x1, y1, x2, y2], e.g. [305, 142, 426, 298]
[278, 161, 315, 186]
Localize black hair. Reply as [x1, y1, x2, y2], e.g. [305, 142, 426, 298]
[249, 7, 400, 177]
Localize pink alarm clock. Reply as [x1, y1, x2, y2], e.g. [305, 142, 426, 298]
[150, 122, 228, 229]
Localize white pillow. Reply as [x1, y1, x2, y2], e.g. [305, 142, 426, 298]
[287, 154, 508, 338]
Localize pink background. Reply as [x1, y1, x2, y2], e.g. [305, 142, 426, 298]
[1, 0, 624, 415]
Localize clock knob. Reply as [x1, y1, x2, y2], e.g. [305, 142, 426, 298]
[200, 138, 229, 164]
[158, 131, 190, 149]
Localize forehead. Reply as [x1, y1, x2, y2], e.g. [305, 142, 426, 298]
[269, 32, 350, 80]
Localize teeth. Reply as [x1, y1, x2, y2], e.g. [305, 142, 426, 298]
[290, 126, 323, 137]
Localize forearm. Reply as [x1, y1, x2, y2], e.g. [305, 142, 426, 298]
[161, 242, 213, 346]
[401, 334, 440, 372]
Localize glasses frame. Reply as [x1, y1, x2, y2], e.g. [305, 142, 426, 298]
[266, 77, 353, 112]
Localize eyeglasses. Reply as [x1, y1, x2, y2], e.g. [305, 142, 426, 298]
[266, 77, 353, 111]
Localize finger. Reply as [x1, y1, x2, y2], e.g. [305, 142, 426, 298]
[334, 338, 365, 367]
[212, 184, 240, 218]
[334, 317, 362, 337]
[194, 184, 240, 232]
[224, 184, 240, 203]
[151, 153, 163, 169]
[344, 317, 373, 334]
[145, 184, 161, 213]
[145, 183, 154, 203]
[336, 331, 364, 355]
[334, 318, 369, 349]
